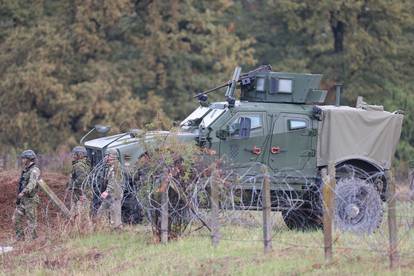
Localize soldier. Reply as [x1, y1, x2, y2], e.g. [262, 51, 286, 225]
[97, 149, 124, 229]
[14, 150, 41, 240]
[67, 146, 91, 212]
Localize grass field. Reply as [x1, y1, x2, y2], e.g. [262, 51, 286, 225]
[2, 206, 414, 276]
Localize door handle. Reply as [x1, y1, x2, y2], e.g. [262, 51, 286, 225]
[271, 146, 281, 154]
[251, 146, 261, 155]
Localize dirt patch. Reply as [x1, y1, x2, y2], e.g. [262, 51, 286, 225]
[0, 170, 68, 242]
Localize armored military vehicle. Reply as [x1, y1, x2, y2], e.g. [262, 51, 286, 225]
[83, 65, 403, 232]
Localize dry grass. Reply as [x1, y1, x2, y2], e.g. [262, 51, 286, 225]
[2, 209, 414, 276]
[1, 170, 414, 275]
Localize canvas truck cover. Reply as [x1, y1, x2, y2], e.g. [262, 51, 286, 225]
[316, 106, 404, 170]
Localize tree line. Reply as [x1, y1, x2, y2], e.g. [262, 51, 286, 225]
[0, 0, 413, 166]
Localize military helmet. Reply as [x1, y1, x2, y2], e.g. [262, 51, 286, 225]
[72, 146, 88, 157]
[21, 149, 37, 160]
[104, 148, 119, 158]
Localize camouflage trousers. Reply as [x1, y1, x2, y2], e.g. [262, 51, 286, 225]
[14, 198, 39, 240]
[97, 197, 123, 229]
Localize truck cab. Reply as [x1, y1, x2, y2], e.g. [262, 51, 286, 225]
[179, 68, 325, 187]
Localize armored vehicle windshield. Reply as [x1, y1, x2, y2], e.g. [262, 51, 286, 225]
[181, 104, 226, 130]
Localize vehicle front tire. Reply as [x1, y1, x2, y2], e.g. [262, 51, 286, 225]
[281, 190, 323, 231]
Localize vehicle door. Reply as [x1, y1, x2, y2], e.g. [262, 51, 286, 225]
[268, 113, 317, 177]
[218, 112, 267, 169]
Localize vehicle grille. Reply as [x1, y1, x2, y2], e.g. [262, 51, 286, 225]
[86, 148, 103, 167]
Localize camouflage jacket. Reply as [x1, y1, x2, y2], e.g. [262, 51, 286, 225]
[104, 162, 124, 200]
[18, 162, 41, 199]
[68, 158, 91, 192]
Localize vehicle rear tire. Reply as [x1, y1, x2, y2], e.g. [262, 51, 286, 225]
[281, 163, 384, 234]
[334, 164, 384, 234]
[334, 176, 383, 234]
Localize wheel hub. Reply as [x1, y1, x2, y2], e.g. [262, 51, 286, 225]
[345, 203, 360, 219]
[334, 176, 383, 235]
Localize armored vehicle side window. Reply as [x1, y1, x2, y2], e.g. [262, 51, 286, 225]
[180, 106, 210, 127]
[278, 79, 293, 93]
[229, 114, 263, 139]
[274, 114, 311, 134]
[256, 78, 265, 92]
[288, 119, 308, 131]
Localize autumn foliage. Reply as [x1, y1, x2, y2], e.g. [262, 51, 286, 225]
[0, 0, 413, 166]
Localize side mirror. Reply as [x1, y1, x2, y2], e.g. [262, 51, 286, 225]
[229, 123, 240, 136]
[95, 124, 111, 134]
[216, 129, 230, 140]
[239, 117, 251, 138]
[80, 124, 111, 145]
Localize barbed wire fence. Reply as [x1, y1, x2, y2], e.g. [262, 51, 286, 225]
[4, 149, 414, 271]
[56, 150, 414, 271]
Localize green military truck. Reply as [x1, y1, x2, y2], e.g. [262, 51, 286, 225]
[83, 66, 403, 232]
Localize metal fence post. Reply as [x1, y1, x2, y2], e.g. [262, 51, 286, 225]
[262, 165, 272, 253]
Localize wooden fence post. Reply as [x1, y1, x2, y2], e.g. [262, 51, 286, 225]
[322, 164, 336, 264]
[160, 190, 169, 244]
[210, 166, 220, 247]
[262, 165, 272, 253]
[0, 156, 4, 171]
[386, 169, 399, 269]
[38, 179, 71, 218]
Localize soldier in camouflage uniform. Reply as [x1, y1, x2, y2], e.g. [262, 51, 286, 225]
[14, 150, 41, 240]
[67, 146, 91, 210]
[97, 149, 124, 229]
